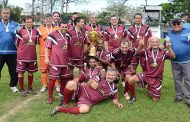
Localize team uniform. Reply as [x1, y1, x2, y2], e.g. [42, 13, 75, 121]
[127, 24, 152, 71]
[79, 66, 105, 82]
[98, 49, 112, 70]
[110, 48, 136, 97]
[67, 21, 75, 30]
[46, 30, 71, 102]
[15, 26, 39, 92]
[67, 28, 88, 70]
[58, 78, 118, 114]
[16, 26, 39, 73]
[103, 24, 125, 52]
[137, 48, 172, 100]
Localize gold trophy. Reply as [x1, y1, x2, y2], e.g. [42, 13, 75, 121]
[87, 30, 101, 56]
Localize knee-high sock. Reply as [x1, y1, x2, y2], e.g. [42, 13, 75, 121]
[28, 75, 33, 90]
[41, 73, 47, 87]
[63, 88, 74, 104]
[58, 106, 80, 114]
[60, 78, 68, 95]
[18, 77, 24, 91]
[124, 81, 129, 94]
[48, 79, 55, 98]
[55, 79, 59, 87]
[128, 82, 135, 97]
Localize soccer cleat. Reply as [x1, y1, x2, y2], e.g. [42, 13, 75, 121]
[40, 86, 47, 93]
[128, 96, 136, 104]
[55, 86, 60, 92]
[47, 97, 53, 104]
[27, 88, 37, 95]
[50, 106, 60, 116]
[10, 86, 19, 93]
[20, 90, 27, 97]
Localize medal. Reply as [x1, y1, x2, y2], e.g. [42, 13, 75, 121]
[58, 30, 68, 48]
[151, 50, 158, 67]
[114, 34, 118, 40]
[135, 25, 141, 41]
[112, 26, 118, 40]
[75, 27, 81, 46]
[26, 28, 34, 45]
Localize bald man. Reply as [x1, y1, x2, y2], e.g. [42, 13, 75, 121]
[128, 36, 175, 101]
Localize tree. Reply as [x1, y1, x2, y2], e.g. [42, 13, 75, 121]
[10, 6, 23, 23]
[169, 0, 190, 15]
[0, 0, 8, 8]
[161, 3, 175, 26]
[107, 0, 128, 5]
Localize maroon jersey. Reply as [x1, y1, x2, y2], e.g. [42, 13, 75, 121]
[67, 22, 74, 30]
[79, 66, 104, 82]
[16, 26, 39, 62]
[46, 30, 69, 67]
[127, 24, 152, 48]
[84, 24, 103, 35]
[137, 48, 171, 99]
[111, 48, 136, 70]
[103, 24, 125, 52]
[67, 28, 88, 60]
[139, 48, 171, 79]
[76, 78, 118, 105]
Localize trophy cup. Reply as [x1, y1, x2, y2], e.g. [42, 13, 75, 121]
[87, 30, 101, 56]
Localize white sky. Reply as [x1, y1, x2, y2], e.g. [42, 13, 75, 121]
[8, 0, 168, 13]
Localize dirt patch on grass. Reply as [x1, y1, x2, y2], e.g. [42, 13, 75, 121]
[0, 93, 42, 122]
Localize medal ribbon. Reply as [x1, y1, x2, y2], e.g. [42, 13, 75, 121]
[2, 19, 9, 32]
[112, 26, 118, 37]
[152, 50, 158, 64]
[26, 27, 33, 41]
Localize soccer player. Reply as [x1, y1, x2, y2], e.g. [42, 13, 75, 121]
[45, 21, 70, 104]
[52, 11, 60, 27]
[110, 40, 136, 103]
[67, 17, 88, 79]
[0, 8, 20, 92]
[50, 67, 123, 115]
[103, 15, 125, 52]
[128, 36, 175, 101]
[37, 13, 60, 93]
[68, 12, 79, 30]
[16, 16, 39, 97]
[84, 13, 104, 56]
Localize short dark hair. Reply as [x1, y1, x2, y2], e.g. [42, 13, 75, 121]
[110, 15, 118, 19]
[134, 13, 142, 18]
[52, 11, 60, 17]
[59, 20, 68, 26]
[72, 12, 79, 16]
[24, 16, 34, 22]
[73, 17, 84, 25]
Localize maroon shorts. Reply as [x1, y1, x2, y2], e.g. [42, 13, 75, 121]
[74, 85, 92, 106]
[16, 61, 38, 73]
[137, 74, 162, 99]
[68, 58, 84, 70]
[49, 66, 71, 80]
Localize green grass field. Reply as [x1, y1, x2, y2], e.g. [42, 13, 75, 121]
[0, 58, 190, 122]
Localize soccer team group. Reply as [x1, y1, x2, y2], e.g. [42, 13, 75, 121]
[1, 7, 190, 115]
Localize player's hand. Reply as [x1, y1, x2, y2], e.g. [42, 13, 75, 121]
[90, 80, 98, 89]
[139, 37, 144, 47]
[45, 58, 49, 64]
[117, 103, 123, 109]
[166, 40, 171, 49]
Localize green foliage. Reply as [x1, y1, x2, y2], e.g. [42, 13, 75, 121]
[10, 6, 23, 23]
[98, 11, 112, 26]
[161, 3, 175, 25]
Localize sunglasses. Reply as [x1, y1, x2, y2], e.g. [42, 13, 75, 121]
[172, 23, 181, 26]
